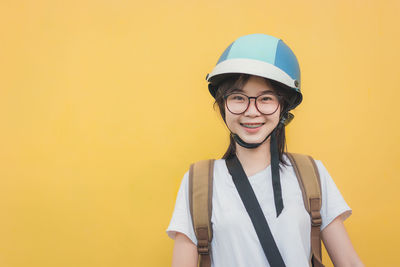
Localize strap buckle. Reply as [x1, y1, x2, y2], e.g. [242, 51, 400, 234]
[196, 227, 211, 255]
[311, 210, 322, 227]
[197, 242, 211, 255]
[310, 197, 322, 227]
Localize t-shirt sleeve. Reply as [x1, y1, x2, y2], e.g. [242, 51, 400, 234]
[166, 171, 198, 246]
[315, 160, 352, 231]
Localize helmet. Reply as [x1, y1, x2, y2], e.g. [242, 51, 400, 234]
[206, 33, 302, 110]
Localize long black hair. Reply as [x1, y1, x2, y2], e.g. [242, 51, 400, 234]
[212, 74, 295, 165]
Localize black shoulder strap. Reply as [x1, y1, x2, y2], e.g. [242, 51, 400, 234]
[226, 156, 286, 267]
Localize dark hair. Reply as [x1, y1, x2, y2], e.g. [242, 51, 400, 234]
[212, 74, 295, 166]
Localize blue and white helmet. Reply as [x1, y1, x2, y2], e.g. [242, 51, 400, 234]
[206, 33, 302, 110]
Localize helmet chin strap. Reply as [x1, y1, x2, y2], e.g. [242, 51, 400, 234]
[230, 130, 274, 149]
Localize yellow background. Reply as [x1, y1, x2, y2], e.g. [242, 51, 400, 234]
[1, 0, 399, 266]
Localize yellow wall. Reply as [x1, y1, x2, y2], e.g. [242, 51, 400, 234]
[0, 0, 399, 266]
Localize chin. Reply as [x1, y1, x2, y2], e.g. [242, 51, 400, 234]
[238, 134, 268, 145]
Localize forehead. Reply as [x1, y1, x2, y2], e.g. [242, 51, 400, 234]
[235, 75, 276, 95]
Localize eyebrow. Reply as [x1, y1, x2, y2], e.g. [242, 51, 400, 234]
[231, 88, 275, 94]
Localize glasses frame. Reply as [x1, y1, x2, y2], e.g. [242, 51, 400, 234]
[223, 92, 282, 115]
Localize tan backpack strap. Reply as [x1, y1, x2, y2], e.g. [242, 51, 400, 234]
[189, 159, 215, 267]
[286, 153, 324, 267]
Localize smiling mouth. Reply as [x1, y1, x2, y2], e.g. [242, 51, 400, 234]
[240, 123, 265, 128]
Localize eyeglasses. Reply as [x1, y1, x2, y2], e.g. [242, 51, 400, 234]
[224, 92, 281, 115]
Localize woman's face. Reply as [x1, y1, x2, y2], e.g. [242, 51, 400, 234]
[224, 75, 281, 145]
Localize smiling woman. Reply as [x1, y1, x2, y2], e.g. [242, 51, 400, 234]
[166, 34, 364, 267]
[214, 74, 294, 163]
[222, 76, 282, 153]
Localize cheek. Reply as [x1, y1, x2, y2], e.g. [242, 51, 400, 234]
[263, 110, 281, 128]
[271, 105, 281, 120]
[270, 112, 281, 126]
[224, 106, 238, 128]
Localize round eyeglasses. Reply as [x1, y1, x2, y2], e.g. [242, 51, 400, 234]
[224, 92, 281, 115]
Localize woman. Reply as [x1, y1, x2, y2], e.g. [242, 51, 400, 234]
[166, 34, 364, 267]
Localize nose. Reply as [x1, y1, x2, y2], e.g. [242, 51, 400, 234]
[244, 98, 261, 116]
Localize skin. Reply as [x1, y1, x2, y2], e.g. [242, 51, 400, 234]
[171, 75, 364, 267]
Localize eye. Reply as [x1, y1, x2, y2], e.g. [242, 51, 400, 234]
[259, 94, 277, 102]
[233, 95, 245, 101]
[259, 96, 273, 102]
[228, 94, 246, 101]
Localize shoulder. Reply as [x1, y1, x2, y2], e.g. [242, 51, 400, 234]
[184, 159, 227, 188]
[282, 153, 333, 192]
[190, 158, 225, 166]
[189, 158, 227, 175]
[188, 159, 231, 189]
[283, 153, 328, 173]
[313, 158, 329, 175]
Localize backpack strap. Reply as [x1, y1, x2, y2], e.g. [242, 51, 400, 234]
[189, 159, 215, 267]
[188, 155, 324, 267]
[286, 153, 324, 267]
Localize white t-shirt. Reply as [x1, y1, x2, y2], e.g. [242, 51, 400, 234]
[166, 155, 352, 267]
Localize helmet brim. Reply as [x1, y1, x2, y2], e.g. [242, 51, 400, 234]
[207, 58, 300, 91]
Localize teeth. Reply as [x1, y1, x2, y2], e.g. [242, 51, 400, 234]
[242, 123, 263, 128]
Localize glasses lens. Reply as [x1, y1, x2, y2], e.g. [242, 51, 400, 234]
[256, 93, 279, 114]
[226, 93, 248, 114]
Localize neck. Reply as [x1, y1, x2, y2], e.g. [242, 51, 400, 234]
[235, 138, 271, 177]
